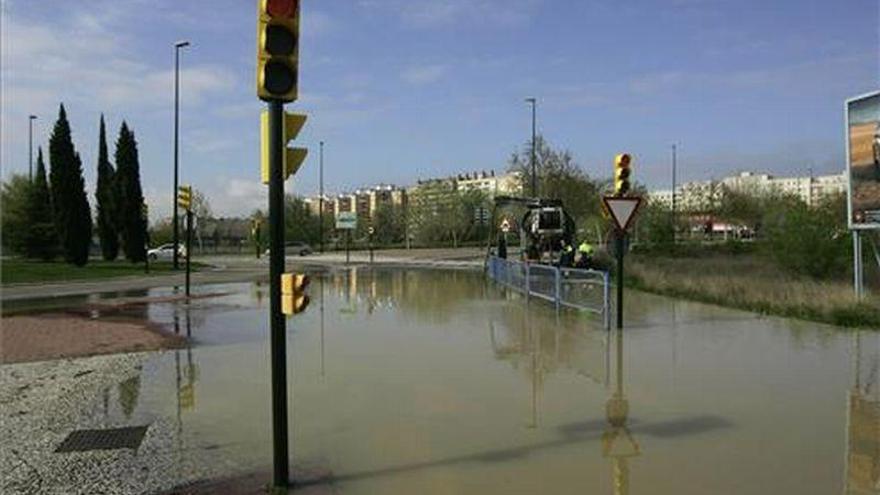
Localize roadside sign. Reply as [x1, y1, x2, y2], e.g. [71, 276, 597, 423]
[603, 196, 642, 232]
[500, 218, 511, 233]
[845, 90, 880, 230]
[336, 211, 357, 230]
[368, 226, 375, 235]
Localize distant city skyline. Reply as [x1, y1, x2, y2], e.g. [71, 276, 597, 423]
[2, 0, 877, 221]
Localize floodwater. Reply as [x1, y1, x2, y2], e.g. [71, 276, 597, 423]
[75, 268, 880, 494]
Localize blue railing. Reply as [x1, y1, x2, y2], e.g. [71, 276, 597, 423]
[486, 256, 611, 329]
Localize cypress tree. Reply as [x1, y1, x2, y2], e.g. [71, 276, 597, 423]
[95, 115, 119, 260]
[115, 122, 147, 262]
[25, 148, 59, 260]
[48, 104, 92, 266]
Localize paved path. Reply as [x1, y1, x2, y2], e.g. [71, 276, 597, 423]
[1, 249, 488, 302]
[0, 259, 265, 302]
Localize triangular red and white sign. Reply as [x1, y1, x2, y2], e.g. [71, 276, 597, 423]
[603, 196, 643, 231]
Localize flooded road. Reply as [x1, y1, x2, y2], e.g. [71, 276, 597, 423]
[24, 268, 880, 494]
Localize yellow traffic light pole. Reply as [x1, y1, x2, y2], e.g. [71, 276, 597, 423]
[257, 0, 305, 489]
[177, 185, 193, 297]
[613, 154, 632, 330]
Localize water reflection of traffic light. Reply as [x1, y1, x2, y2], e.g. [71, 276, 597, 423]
[174, 303, 199, 434]
[602, 328, 640, 495]
[844, 332, 880, 495]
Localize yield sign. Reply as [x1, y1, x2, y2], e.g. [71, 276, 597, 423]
[603, 196, 643, 232]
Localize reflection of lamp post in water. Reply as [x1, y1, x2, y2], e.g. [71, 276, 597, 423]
[320, 276, 325, 379]
[527, 302, 543, 429]
[602, 329, 640, 495]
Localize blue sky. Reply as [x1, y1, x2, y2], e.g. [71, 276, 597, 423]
[1, 0, 877, 219]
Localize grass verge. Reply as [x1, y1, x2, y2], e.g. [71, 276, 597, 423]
[1, 259, 204, 285]
[627, 254, 880, 328]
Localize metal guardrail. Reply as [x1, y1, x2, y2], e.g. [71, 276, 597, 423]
[487, 256, 611, 329]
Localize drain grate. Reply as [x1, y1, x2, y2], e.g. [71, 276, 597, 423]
[55, 425, 149, 453]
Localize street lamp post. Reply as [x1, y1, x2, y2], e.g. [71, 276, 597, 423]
[525, 98, 537, 197]
[173, 40, 190, 271]
[319, 140, 324, 253]
[28, 115, 37, 181]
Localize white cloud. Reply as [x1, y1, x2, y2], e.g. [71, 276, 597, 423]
[220, 178, 266, 216]
[401, 64, 449, 85]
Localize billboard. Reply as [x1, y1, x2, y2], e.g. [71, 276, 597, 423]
[846, 90, 880, 229]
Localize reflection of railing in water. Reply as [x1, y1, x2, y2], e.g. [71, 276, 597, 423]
[486, 256, 611, 329]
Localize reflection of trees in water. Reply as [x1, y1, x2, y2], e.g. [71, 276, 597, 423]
[490, 303, 602, 381]
[117, 374, 141, 419]
[329, 268, 487, 324]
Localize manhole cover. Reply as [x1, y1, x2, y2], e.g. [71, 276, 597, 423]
[55, 425, 149, 453]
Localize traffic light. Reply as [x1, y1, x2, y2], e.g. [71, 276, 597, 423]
[257, 0, 300, 102]
[261, 110, 308, 184]
[614, 153, 632, 196]
[177, 185, 192, 211]
[281, 272, 310, 315]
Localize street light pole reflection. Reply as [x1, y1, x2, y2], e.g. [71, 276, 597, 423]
[602, 328, 640, 495]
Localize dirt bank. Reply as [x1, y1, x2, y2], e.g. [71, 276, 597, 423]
[1, 313, 185, 364]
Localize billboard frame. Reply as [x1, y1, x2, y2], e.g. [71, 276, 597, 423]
[845, 89, 880, 231]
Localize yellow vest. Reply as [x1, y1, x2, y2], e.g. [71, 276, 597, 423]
[578, 242, 593, 254]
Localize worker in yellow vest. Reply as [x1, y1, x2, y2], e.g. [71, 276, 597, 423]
[576, 240, 594, 269]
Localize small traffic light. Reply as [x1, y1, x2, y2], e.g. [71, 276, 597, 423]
[257, 0, 300, 102]
[177, 185, 192, 211]
[614, 153, 632, 196]
[261, 110, 308, 184]
[281, 272, 310, 315]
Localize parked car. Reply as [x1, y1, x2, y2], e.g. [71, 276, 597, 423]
[264, 241, 313, 257]
[147, 243, 187, 261]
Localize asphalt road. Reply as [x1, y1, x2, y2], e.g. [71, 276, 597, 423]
[0, 249, 488, 302]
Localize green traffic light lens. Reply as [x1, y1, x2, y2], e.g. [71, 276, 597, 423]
[265, 25, 296, 56]
[263, 61, 296, 95]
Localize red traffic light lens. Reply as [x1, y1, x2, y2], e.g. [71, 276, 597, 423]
[266, 0, 296, 17]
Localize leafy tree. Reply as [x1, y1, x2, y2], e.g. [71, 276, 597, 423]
[1, 174, 35, 255]
[95, 115, 119, 260]
[634, 201, 675, 250]
[284, 195, 321, 244]
[48, 104, 92, 266]
[189, 188, 213, 253]
[508, 135, 602, 222]
[114, 122, 147, 262]
[763, 193, 850, 279]
[148, 219, 174, 246]
[372, 203, 405, 245]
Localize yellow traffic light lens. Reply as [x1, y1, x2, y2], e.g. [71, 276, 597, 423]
[263, 61, 296, 95]
[265, 25, 296, 56]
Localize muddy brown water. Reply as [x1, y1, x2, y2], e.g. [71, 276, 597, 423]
[43, 268, 880, 494]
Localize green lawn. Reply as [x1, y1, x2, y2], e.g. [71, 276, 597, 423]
[1, 259, 202, 285]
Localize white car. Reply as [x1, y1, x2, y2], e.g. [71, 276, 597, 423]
[147, 244, 187, 261]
